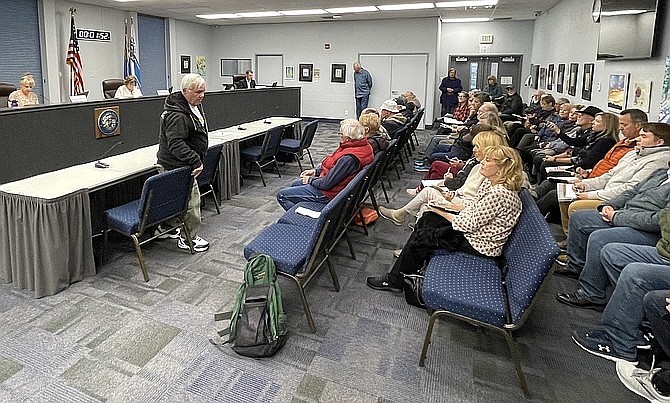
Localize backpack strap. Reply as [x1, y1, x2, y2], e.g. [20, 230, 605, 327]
[214, 311, 233, 321]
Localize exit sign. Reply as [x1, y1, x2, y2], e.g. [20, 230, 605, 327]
[480, 34, 494, 44]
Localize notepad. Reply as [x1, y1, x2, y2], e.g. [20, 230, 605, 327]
[295, 207, 321, 218]
[421, 179, 444, 188]
[557, 183, 577, 202]
[544, 165, 573, 173]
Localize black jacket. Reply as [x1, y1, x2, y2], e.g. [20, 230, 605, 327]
[156, 92, 209, 171]
[499, 93, 523, 115]
[236, 79, 256, 89]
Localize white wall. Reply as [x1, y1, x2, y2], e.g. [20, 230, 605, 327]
[437, 20, 535, 117]
[532, 0, 667, 119]
[167, 19, 214, 91]
[212, 18, 440, 121]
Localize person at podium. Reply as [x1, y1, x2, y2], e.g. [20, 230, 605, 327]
[8, 73, 39, 108]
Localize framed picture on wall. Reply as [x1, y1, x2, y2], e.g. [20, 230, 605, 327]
[557, 64, 565, 93]
[285, 66, 295, 80]
[607, 73, 629, 111]
[531, 64, 540, 90]
[547, 64, 555, 91]
[331, 64, 346, 83]
[568, 63, 579, 96]
[631, 79, 652, 113]
[180, 55, 191, 74]
[539, 67, 547, 89]
[582, 63, 595, 101]
[299, 63, 313, 82]
[660, 57, 670, 123]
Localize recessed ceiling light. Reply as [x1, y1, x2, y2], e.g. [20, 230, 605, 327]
[599, 9, 646, 16]
[441, 17, 491, 22]
[325, 6, 378, 14]
[436, 0, 497, 8]
[196, 13, 240, 19]
[279, 9, 328, 16]
[378, 3, 435, 11]
[237, 11, 282, 18]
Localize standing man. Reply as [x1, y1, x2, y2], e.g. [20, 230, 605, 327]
[353, 62, 373, 118]
[236, 70, 256, 89]
[156, 73, 210, 252]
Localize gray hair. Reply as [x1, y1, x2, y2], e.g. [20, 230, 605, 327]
[340, 118, 365, 140]
[180, 74, 205, 91]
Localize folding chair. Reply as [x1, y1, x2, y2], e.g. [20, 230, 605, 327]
[197, 143, 224, 214]
[240, 126, 284, 187]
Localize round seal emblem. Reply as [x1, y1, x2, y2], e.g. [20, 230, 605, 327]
[97, 108, 120, 136]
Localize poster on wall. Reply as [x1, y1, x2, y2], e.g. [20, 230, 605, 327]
[607, 73, 629, 111]
[331, 64, 346, 83]
[539, 67, 547, 89]
[568, 63, 579, 96]
[470, 62, 479, 90]
[557, 64, 565, 93]
[660, 57, 670, 123]
[531, 64, 539, 90]
[547, 64, 555, 91]
[299, 63, 313, 82]
[180, 55, 191, 74]
[582, 63, 595, 101]
[285, 66, 295, 80]
[196, 56, 206, 76]
[631, 79, 652, 113]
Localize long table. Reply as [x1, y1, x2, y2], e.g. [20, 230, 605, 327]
[0, 117, 299, 297]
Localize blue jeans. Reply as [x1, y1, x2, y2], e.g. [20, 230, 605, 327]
[566, 210, 658, 276]
[594, 247, 670, 358]
[276, 180, 330, 211]
[644, 290, 670, 359]
[356, 96, 369, 118]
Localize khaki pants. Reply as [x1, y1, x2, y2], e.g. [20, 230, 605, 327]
[560, 199, 603, 234]
[158, 165, 202, 238]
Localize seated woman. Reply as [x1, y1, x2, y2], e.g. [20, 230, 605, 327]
[452, 91, 470, 122]
[276, 118, 374, 211]
[359, 111, 390, 154]
[8, 73, 39, 107]
[402, 91, 421, 110]
[367, 145, 524, 292]
[516, 102, 574, 160]
[114, 75, 143, 99]
[379, 130, 509, 225]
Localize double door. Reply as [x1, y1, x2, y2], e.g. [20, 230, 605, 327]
[360, 53, 428, 127]
[449, 55, 523, 92]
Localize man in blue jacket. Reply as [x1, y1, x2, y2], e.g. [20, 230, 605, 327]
[353, 62, 373, 118]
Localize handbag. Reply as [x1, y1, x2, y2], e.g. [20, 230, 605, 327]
[354, 206, 378, 227]
[402, 273, 426, 308]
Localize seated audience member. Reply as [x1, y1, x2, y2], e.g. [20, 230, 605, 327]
[552, 167, 670, 280]
[379, 130, 509, 227]
[509, 95, 557, 147]
[367, 145, 523, 292]
[483, 75, 503, 98]
[568, 201, 670, 365]
[236, 70, 256, 89]
[276, 119, 374, 211]
[555, 97, 571, 113]
[379, 99, 407, 138]
[114, 75, 142, 99]
[575, 108, 648, 180]
[395, 96, 415, 119]
[559, 122, 670, 228]
[8, 73, 39, 107]
[452, 91, 470, 122]
[360, 107, 390, 138]
[359, 112, 390, 153]
[403, 91, 421, 109]
[498, 85, 523, 119]
[524, 89, 545, 115]
[516, 101, 573, 158]
[535, 122, 670, 223]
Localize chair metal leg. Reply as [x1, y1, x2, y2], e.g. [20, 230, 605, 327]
[368, 188, 378, 211]
[295, 152, 303, 172]
[256, 161, 267, 187]
[357, 210, 369, 236]
[273, 158, 281, 178]
[286, 275, 316, 333]
[306, 149, 315, 168]
[131, 234, 150, 282]
[326, 257, 340, 292]
[343, 229, 356, 260]
[101, 227, 109, 265]
[380, 180, 390, 203]
[419, 311, 440, 366]
[209, 184, 221, 214]
[503, 330, 531, 399]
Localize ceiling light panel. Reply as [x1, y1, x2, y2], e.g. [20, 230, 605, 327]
[196, 13, 240, 19]
[324, 6, 379, 13]
[436, 0, 497, 8]
[377, 3, 435, 11]
[441, 17, 491, 22]
[236, 11, 282, 18]
[279, 9, 328, 16]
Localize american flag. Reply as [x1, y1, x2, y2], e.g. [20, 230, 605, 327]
[124, 18, 141, 86]
[66, 14, 85, 95]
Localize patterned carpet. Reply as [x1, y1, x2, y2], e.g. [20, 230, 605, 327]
[0, 121, 642, 402]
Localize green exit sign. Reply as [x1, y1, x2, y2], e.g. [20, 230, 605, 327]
[480, 34, 494, 44]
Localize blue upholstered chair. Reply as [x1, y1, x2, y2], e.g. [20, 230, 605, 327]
[239, 126, 284, 187]
[197, 144, 224, 215]
[364, 139, 397, 210]
[418, 190, 560, 398]
[103, 167, 194, 281]
[244, 168, 369, 332]
[278, 120, 318, 171]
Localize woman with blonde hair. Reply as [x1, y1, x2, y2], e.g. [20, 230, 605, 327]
[369, 145, 524, 292]
[8, 73, 38, 107]
[114, 75, 143, 99]
[359, 112, 389, 153]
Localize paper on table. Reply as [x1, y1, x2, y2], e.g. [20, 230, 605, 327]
[544, 165, 573, 173]
[441, 117, 464, 125]
[421, 179, 444, 188]
[295, 206, 321, 218]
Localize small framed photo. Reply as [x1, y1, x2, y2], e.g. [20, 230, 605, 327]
[299, 63, 313, 82]
[530, 64, 540, 89]
[557, 64, 565, 93]
[568, 63, 579, 96]
[331, 64, 346, 83]
[608, 73, 629, 111]
[180, 55, 191, 74]
[582, 63, 595, 101]
[547, 64, 555, 91]
[539, 67, 547, 89]
[284, 66, 295, 80]
[631, 79, 652, 113]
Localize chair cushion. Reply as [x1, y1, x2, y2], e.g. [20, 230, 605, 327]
[105, 200, 142, 235]
[240, 145, 263, 161]
[422, 252, 506, 327]
[278, 138, 301, 153]
[244, 223, 320, 275]
[278, 201, 328, 228]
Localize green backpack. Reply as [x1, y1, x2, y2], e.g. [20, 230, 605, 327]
[213, 254, 287, 357]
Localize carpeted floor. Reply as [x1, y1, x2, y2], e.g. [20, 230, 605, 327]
[0, 121, 642, 402]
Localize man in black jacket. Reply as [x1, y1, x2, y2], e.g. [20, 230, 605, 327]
[156, 73, 210, 252]
[499, 85, 523, 119]
[236, 70, 256, 89]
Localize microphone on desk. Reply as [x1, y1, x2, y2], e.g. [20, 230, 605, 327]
[237, 126, 246, 130]
[264, 119, 271, 124]
[95, 140, 125, 169]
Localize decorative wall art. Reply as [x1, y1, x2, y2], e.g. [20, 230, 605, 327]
[568, 63, 579, 96]
[284, 66, 295, 80]
[631, 79, 652, 113]
[180, 55, 191, 74]
[557, 64, 565, 93]
[539, 67, 547, 89]
[299, 63, 313, 82]
[607, 73, 629, 111]
[331, 64, 346, 83]
[582, 63, 594, 101]
[660, 56, 670, 123]
[547, 64, 555, 91]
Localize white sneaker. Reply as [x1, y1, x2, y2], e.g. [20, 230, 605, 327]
[616, 360, 667, 402]
[177, 236, 209, 252]
[154, 226, 181, 239]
